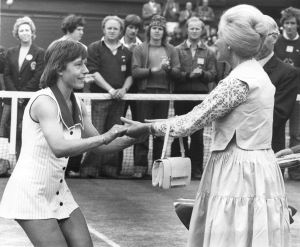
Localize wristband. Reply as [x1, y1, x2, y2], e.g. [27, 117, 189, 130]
[108, 88, 115, 94]
[148, 124, 155, 135]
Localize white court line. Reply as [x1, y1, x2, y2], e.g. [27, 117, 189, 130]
[88, 225, 121, 247]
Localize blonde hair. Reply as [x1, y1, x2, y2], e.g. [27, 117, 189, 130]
[186, 17, 205, 29]
[101, 15, 124, 33]
[263, 15, 279, 34]
[218, 5, 268, 59]
[12, 16, 36, 40]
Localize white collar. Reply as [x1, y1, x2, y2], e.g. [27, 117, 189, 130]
[186, 39, 202, 49]
[101, 37, 122, 50]
[258, 52, 274, 67]
[120, 36, 142, 48]
[283, 30, 299, 40]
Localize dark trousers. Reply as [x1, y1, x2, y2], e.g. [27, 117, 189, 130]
[66, 155, 82, 173]
[134, 89, 170, 170]
[289, 102, 300, 180]
[122, 100, 137, 165]
[171, 100, 203, 176]
[0, 102, 25, 159]
[82, 100, 125, 176]
[124, 100, 137, 121]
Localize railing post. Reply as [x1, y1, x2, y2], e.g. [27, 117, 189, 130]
[9, 97, 18, 155]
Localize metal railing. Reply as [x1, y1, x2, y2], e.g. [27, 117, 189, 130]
[0, 91, 209, 154]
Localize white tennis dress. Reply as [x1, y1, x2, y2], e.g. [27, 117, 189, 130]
[0, 87, 83, 219]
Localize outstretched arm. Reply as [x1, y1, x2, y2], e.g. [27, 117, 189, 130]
[151, 78, 249, 137]
[31, 96, 126, 158]
[81, 101, 139, 153]
[123, 78, 249, 139]
[276, 145, 300, 158]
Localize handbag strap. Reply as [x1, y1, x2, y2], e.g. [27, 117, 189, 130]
[161, 124, 185, 159]
[179, 137, 185, 158]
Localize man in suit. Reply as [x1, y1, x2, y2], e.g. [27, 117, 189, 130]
[256, 15, 298, 154]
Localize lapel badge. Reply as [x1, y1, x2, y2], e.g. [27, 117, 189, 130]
[25, 54, 33, 61]
[30, 61, 36, 71]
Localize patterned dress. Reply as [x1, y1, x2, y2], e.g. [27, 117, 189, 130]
[0, 87, 83, 219]
[152, 62, 290, 246]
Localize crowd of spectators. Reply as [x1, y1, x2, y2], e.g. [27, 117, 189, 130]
[0, 1, 299, 182]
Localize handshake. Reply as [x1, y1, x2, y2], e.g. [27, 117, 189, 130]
[100, 117, 154, 145]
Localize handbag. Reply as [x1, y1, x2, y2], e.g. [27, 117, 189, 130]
[152, 124, 191, 189]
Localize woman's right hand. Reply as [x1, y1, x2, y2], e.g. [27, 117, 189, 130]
[101, 124, 128, 145]
[121, 117, 150, 138]
[275, 148, 293, 158]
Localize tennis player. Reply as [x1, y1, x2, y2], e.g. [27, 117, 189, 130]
[0, 40, 139, 247]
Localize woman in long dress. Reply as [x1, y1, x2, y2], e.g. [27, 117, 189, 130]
[123, 5, 290, 247]
[0, 40, 137, 247]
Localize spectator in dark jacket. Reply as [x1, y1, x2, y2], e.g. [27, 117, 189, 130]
[172, 17, 216, 179]
[83, 15, 132, 178]
[1, 16, 44, 157]
[257, 15, 298, 154]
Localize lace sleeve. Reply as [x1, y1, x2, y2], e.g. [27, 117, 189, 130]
[152, 78, 249, 137]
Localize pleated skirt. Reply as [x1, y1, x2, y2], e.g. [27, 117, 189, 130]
[187, 142, 290, 247]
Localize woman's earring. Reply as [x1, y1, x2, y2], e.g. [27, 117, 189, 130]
[227, 46, 231, 50]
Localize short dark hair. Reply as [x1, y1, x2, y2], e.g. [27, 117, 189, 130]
[61, 14, 86, 34]
[40, 40, 87, 88]
[124, 14, 142, 32]
[280, 7, 300, 26]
